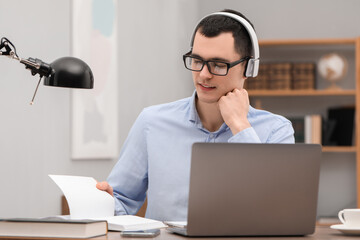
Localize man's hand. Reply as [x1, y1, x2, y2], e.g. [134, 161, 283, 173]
[96, 181, 114, 197]
[218, 88, 251, 135]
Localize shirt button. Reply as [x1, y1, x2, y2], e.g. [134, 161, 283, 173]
[209, 133, 214, 138]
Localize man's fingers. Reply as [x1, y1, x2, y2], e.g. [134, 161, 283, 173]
[96, 181, 114, 196]
[96, 181, 107, 190]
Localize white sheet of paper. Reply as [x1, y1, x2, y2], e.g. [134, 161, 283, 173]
[49, 175, 115, 219]
[164, 221, 187, 228]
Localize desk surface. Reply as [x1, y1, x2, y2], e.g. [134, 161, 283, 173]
[109, 227, 355, 240]
[0, 226, 354, 240]
[107, 227, 357, 239]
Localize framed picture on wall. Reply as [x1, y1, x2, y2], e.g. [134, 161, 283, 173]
[71, 0, 118, 159]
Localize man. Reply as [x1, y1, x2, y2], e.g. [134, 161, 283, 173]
[97, 9, 294, 221]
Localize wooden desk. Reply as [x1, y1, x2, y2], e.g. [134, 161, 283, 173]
[0, 226, 354, 239]
[104, 227, 357, 239]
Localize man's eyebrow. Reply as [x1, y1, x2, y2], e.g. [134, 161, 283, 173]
[190, 53, 230, 62]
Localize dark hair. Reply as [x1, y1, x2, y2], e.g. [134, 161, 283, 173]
[194, 9, 255, 58]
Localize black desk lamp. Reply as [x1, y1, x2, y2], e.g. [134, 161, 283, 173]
[0, 37, 94, 104]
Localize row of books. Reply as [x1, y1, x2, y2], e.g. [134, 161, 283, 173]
[245, 62, 316, 90]
[289, 106, 355, 146]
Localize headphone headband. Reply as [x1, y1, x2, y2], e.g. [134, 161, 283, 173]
[190, 12, 260, 77]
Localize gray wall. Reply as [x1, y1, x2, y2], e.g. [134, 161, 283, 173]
[0, 0, 359, 218]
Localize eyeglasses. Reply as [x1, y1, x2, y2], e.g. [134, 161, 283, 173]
[183, 52, 250, 76]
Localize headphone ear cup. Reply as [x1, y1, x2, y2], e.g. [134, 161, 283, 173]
[244, 58, 259, 78]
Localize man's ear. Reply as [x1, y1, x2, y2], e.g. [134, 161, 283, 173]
[240, 78, 247, 90]
[243, 60, 250, 77]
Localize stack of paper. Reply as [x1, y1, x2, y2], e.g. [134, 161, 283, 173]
[49, 175, 166, 231]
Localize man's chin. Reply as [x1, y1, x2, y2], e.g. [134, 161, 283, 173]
[196, 92, 221, 104]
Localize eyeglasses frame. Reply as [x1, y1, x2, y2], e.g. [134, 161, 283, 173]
[182, 51, 250, 76]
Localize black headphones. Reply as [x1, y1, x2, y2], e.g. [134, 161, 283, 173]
[190, 12, 260, 78]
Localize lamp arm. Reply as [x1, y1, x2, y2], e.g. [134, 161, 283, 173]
[0, 37, 20, 60]
[20, 58, 52, 77]
[1, 36, 94, 103]
[1, 37, 52, 77]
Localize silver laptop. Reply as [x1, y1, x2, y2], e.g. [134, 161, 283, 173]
[167, 143, 322, 237]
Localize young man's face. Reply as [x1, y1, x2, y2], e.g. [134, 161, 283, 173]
[191, 31, 247, 104]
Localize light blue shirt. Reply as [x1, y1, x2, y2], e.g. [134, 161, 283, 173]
[107, 91, 294, 221]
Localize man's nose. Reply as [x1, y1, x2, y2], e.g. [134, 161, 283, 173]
[199, 63, 213, 78]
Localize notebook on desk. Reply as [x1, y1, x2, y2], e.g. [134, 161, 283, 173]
[167, 143, 322, 237]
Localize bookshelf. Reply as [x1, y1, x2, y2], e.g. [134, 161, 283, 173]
[248, 37, 360, 207]
[322, 146, 356, 153]
[249, 89, 356, 97]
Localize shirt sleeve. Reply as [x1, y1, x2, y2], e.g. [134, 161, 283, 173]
[267, 121, 295, 143]
[228, 120, 295, 144]
[107, 110, 149, 215]
[228, 127, 261, 143]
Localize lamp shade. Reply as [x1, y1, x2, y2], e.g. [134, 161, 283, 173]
[44, 57, 94, 89]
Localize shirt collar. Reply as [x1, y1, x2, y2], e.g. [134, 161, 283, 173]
[188, 90, 199, 124]
[188, 90, 228, 132]
[187, 90, 255, 132]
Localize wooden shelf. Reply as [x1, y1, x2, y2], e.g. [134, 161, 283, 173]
[248, 89, 356, 97]
[259, 38, 357, 46]
[316, 217, 341, 226]
[322, 146, 357, 153]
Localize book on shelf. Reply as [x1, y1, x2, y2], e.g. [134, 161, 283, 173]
[305, 115, 322, 144]
[49, 175, 166, 231]
[289, 115, 322, 144]
[0, 217, 107, 239]
[292, 63, 316, 90]
[322, 106, 355, 146]
[288, 117, 305, 143]
[245, 62, 316, 91]
[267, 63, 292, 90]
